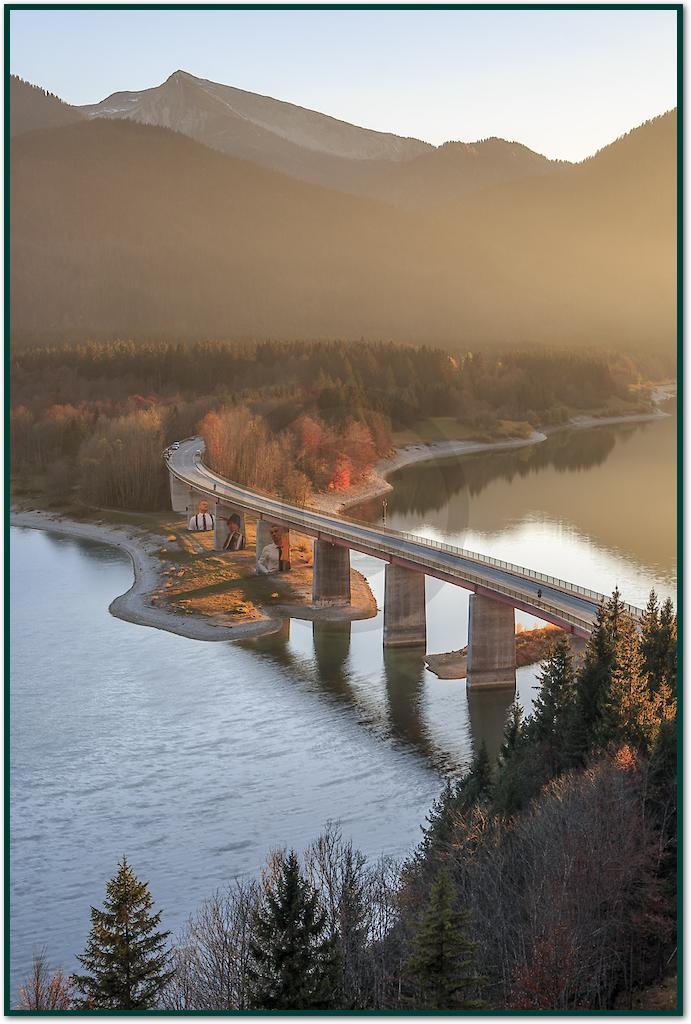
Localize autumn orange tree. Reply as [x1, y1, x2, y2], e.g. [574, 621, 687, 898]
[16, 950, 73, 1010]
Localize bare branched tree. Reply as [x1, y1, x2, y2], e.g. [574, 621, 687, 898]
[16, 949, 73, 1010]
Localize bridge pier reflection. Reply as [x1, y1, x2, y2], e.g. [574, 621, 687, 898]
[312, 621, 353, 702]
[382, 646, 433, 758]
[466, 685, 516, 763]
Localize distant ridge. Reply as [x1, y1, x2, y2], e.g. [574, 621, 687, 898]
[10, 75, 85, 136]
[79, 69, 560, 206]
[10, 110, 676, 353]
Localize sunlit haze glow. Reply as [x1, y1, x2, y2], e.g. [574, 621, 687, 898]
[9, 8, 677, 161]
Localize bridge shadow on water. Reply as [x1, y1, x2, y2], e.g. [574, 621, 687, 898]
[237, 617, 518, 775]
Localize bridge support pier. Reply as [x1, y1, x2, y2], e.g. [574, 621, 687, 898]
[256, 520, 291, 574]
[466, 593, 516, 689]
[169, 472, 196, 515]
[214, 503, 246, 552]
[383, 564, 426, 648]
[312, 540, 351, 606]
[170, 473, 214, 525]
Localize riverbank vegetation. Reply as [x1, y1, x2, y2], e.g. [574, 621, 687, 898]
[18, 590, 677, 1011]
[11, 339, 653, 511]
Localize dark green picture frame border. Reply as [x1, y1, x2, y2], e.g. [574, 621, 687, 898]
[4, 3, 683, 1015]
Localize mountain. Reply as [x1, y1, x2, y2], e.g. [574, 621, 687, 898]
[80, 70, 558, 207]
[360, 137, 557, 208]
[80, 70, 431, 193]
[439, 111, 677, 350]
[10, 110, 676, 354]
[10, 75, 86, 137]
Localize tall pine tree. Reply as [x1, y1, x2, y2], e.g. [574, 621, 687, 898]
[73, 856, 172, 1009]
[530, 633, 576, 773]
[657, 597, 678, 693]
[566, 590, 623, 764]
[405, 868, 483, 1010]
[599, 609, 659, 752]
[247, 850, 337, 1010]
[639, 590, 661, 683]
[499, 701, 524, 764]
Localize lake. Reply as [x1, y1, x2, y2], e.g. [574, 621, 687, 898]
[9, 402, 676, 997]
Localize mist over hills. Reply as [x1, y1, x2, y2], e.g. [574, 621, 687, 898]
[10, 96, 676, 354]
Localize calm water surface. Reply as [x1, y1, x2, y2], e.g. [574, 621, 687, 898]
[10, 404, 676, 994]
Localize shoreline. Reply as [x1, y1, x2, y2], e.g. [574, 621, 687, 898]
[9, 510, 377, 641]
[317, 400, 673, 515]
[10, 391, 673, 641]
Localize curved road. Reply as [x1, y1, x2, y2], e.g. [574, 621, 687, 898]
[166, 438, 641, 638]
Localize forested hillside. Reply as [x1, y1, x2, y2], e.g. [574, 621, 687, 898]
[10, 75, 85, 136]
[10, 111, 676, 354]
[11, 339, 649, 511]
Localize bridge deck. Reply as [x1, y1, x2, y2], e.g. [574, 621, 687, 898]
[167, 438, 641, 637]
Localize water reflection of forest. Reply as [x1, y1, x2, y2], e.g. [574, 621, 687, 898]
[358, 427, 621, 519]
[352, 413, 676, 582]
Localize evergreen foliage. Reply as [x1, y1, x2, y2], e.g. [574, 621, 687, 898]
[247, 850, 337, 1010]
[11, 338, 650, 511]
[566, 591, 621, 763]
[499, 700, 524, 763]
[529, 632, 576, 771]
[405, 868, 483, 1009]
[639, 590, 661, 681]
[335, 845, 371, 1008]
[72, 857, 172, 1009]
[658, 597, 678, 692]
[458, 741, 493, 808]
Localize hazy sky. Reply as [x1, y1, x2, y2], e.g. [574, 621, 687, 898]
[9, 7, 678, 161]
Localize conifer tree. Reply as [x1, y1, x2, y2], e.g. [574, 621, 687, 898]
[336, 845, 370, 1009]
[72, 857, 172, 1009]
[600, 610, 658, 752]
[493, 700, 550, 816]
[530, 633, 575, 772]
[247, 850, 337, 1010]
[499, 701, 524, 763]
[405, 868, 483, 1010]
[416, 746, 491, 867]
[638, 590, 660, 683]
[657, 597, 678, 693]
[458, 741, 493, 810]
[416, 779, 458, 865]
[566, 590, 622, 763]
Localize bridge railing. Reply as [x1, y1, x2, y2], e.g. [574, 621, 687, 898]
[338, 512, 643, 619]
[167, 443, 641, 624]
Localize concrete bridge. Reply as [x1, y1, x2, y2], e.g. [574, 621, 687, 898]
[166, 437, 641, 689]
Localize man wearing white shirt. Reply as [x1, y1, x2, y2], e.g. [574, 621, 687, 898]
[188, 499, 215, 532]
